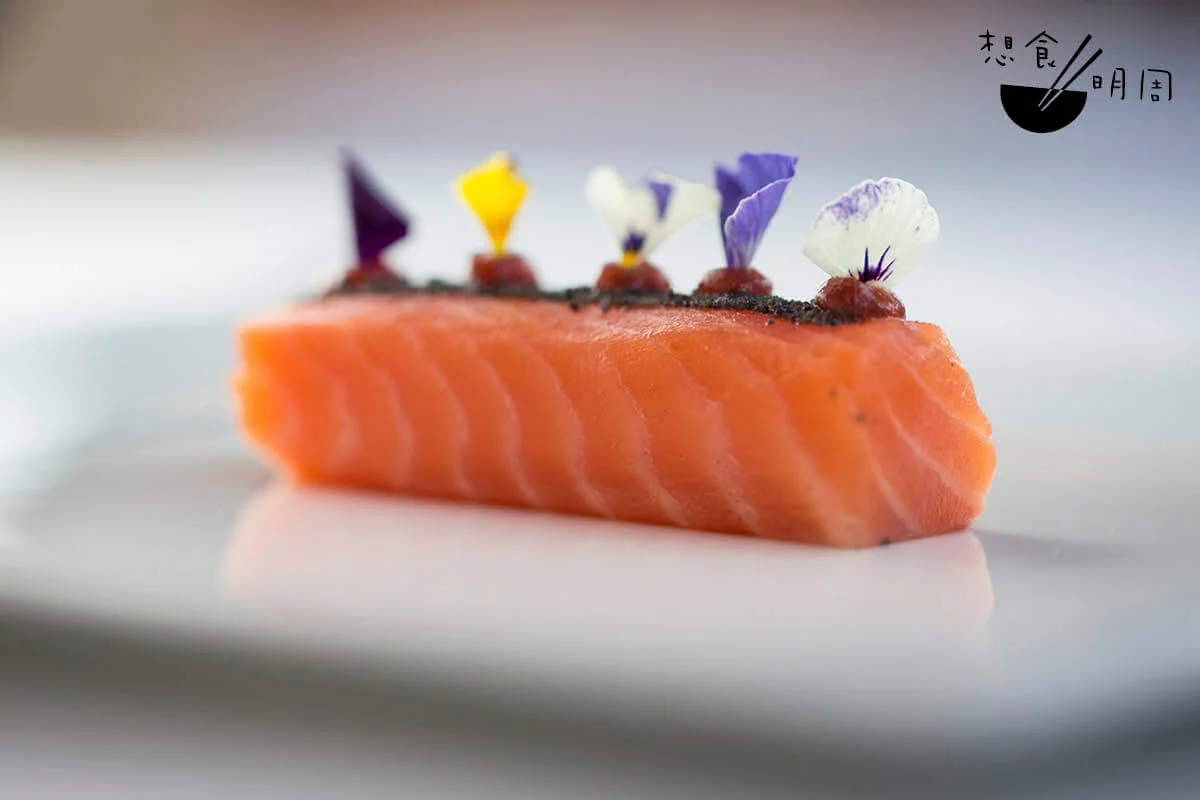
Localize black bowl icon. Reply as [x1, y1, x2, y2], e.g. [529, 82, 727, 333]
[1000, 84, 1088, 134]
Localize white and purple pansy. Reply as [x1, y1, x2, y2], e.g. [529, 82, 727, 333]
[802, 178, 940, 287]
[585, 166, 719, 266]
[715, 152, 799, 269]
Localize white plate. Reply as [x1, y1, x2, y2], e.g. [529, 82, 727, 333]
[1, 317, 1198, 780]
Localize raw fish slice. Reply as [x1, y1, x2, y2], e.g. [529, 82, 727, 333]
[234, 294, 995, 548]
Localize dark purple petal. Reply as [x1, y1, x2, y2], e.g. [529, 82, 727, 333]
[646, 179, 673, 220]
[722, 177, 792, 269]
[714, 153, 797, 267]
[621, 231, 647, 254]
[343, 150, 410, 264]
[856, 245, 896, 282]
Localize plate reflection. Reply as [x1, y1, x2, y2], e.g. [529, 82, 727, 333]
[223, 484, 993, 675]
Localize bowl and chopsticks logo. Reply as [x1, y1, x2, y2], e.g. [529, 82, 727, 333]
[978, 29, 1175, 134]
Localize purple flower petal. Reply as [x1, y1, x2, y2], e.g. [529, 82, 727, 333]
[723, 178, 792, 271]
[344, 150, 410, 264]
[646, 179, 673, 220]
[823, 178, 902, 225]
[715, 153, 797, 267]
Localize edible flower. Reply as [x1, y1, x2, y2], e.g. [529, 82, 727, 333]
[585, 166, 719, 267]
[715, 152, 798, 269]
[343, 149, 411, 266]
[802, 178, 940, 288]
[457, 152, 528, 255]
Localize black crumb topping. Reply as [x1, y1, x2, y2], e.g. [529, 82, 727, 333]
[323, 276, 854, 326]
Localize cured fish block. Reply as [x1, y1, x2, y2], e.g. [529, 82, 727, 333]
[232, 154, 996, 548]
[235, 290, 994, 548]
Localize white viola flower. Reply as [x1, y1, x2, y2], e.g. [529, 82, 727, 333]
[585, 166, 719, 266]
[802, 178, 940, 287]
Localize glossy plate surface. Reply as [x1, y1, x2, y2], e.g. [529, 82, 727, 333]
[1, 316, 1197, 775]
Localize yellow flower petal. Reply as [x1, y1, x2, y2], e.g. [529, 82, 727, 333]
[457, 152, 528, 254]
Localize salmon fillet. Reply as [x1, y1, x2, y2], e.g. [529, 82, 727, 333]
[234, 294, 996, 548]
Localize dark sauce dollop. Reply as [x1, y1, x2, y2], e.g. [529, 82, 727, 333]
[471, 253, 539, 289]
[695, 266, 773, 296]
[595, 262, 672, 293]
[813, 277, 906, 321]
[341, 259, 407, 289]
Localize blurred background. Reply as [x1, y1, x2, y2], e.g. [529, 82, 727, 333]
[0, 0, 1196, 357]
[0, 2, 1198, 797]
